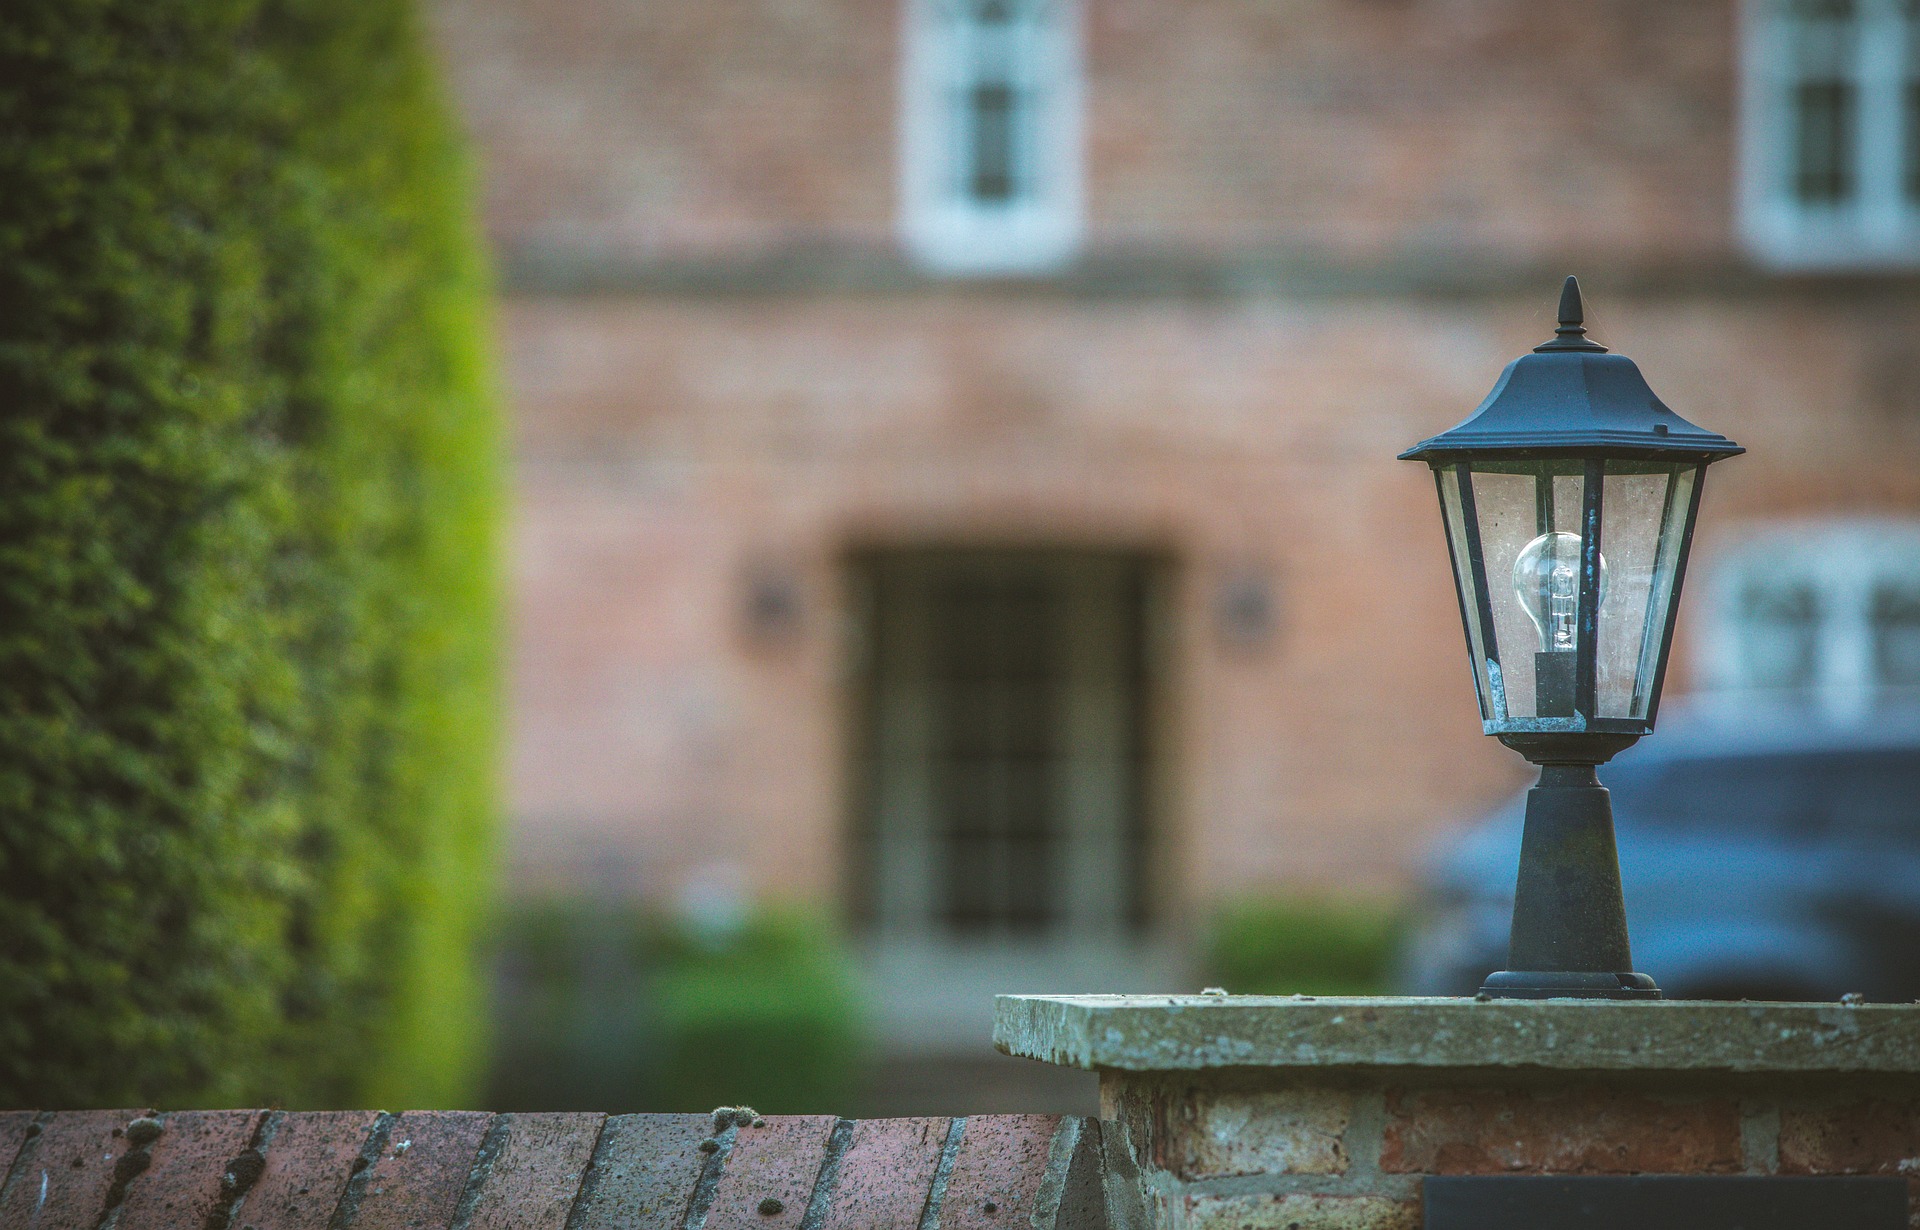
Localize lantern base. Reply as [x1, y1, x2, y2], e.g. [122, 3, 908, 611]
[1479, 969, 1662, 1000]
[1489, 761, 1662, 1001]
[1496, 730, 1641, 765]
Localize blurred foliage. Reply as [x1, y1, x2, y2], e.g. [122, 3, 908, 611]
[0, 0, 499, 1107]
[487, 902, 869, 1115]
[487, 899, 657, 1113]
[1205, 896, 1405, 996]
[651, 908, 867, 1113]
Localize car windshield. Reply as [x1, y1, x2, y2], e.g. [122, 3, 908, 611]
[1608, 749, 1920, 841]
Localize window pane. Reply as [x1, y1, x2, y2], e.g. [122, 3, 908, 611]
[1740, 580, 1822, 692]
[854, 550, 1158, 939]
[1907, 81, 1920, 204]
[931, 574, 1060, 934]
[1795, 79, 1858, 205]
[968, 82, 1019, 202]
[1872, 581, 1920, 689]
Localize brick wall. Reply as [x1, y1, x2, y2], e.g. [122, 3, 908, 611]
[21, 1093, 1904, 1228]
[1105, 1073, 1920, 1229]
[418, 0, 1920, 919]
[503, 287, 1920, 905]
[0, 1108, 1107, 1230]
[428, 0, 1739, 275]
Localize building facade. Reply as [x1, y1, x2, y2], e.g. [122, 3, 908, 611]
[427, 0, 1920, 1060]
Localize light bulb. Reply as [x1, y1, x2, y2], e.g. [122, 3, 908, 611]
[1512, 531, 1606, 653]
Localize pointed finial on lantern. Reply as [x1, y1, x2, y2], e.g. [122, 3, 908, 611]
[1533, 275, 1608, 353]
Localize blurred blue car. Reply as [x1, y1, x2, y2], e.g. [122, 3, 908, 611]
[1398, 711, 1920, 1001]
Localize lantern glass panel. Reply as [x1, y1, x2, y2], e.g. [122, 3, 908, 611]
[1437, 465, 1493, 718]
[1465, 460, 1590, 721]
[1436, 458, 1704, 729]
[1601, 460, 1699, 719]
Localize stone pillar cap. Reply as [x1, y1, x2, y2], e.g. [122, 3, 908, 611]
[994, 994, 1920, 1074]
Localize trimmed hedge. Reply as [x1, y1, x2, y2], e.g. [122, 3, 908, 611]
[1205, 896, 1403, 997]
[0, 0, 499, 1107]
[486, 904, 868, 1115]
[650, 909, 866, 1114]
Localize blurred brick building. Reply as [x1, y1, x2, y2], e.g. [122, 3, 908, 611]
[425, 0, 1920, 1071]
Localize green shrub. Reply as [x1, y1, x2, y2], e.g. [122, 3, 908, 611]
[0, 0, 498, 1108]
[485, 902, 868, 1115]
[485, 901, 658, 1114]
[651, 909, 867, 1114]
[1205, 896, 1404, 996]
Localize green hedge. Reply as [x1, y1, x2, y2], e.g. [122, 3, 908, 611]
[1205, 896, 1404, 996]
[487, 904, 868, 1115]
[650, 909, 866, 1113]
[0, 0, 499, 1108]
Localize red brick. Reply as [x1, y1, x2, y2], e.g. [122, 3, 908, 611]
[232, 1110, 382, 1230]
[819, 1117, 950, 1230]
[115, 1109, 264, 1230]
[567, 1113, 714, 1230]
[941, 1116, 1062, 1230]
[0, 1109, 151, 1230]
[1379, 1087, 1741, 1175]
[350, 1110, 494, 1230]
[465, 1112, 605, 1230]
[705, 1116, 836, 1230]
[0, 1112, 38, 1178]
[1780, 1101, 1920, 1175]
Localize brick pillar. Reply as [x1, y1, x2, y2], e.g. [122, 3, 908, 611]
[995, 995, 1920, 1230]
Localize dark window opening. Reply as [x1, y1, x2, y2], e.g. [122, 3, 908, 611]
[849, 550, 1164, 939]
[1906, 81, 1920, 204]
[1794, 79, 1858, 205]
[1873, 583, 1920, 687]
[968, 82, 1019, 203]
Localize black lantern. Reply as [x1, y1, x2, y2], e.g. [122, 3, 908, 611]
[1401, 277, 1742, 999]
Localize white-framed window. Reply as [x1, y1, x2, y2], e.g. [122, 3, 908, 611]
[1739, 0, 1920, 268]
[898, 0, 1084, 275]
[1696, 520, 1920, 720]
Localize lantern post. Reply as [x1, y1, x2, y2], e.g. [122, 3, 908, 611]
[1401, 277, 1744, 999]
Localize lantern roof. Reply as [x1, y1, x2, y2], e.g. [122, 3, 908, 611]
[1399, 277, 1744, 464]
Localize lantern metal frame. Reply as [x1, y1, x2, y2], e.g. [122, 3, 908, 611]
[1401, 278, 1743, 999]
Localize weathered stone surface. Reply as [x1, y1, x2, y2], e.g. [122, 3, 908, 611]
[1779, 1101, 1920, 1175]
[942, 1116, 1061, 1230]
[1172, 1089, 1350, 1178]
[996, 995, 1920, 1074]
[1185, 1193, 1420, 1230]
[0, 1112, 39, 1178]
[466, 1112, 605, 1230]
[351, 1110, 494, 1230]
[1379, 1087, 1742, 1175]
[705, 1115, 837, 1230]
[0, 1108, 149, 1230]
[568, 1113, 714, 1230]
[232, 1110, 382, 1230]
[818, 1116, 948, 1230]
[114, 1109, 263, 1229]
